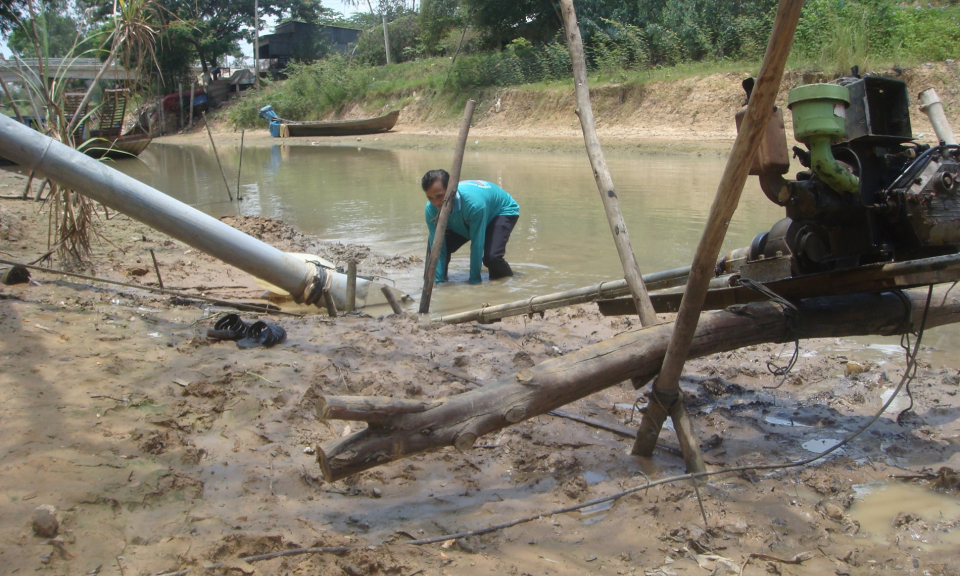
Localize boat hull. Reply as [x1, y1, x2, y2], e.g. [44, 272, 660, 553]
[280, 110, 399, 137]
[84, 134, 153, 160]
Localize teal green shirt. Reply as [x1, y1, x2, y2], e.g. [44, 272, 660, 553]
[425, 180, 520, 284]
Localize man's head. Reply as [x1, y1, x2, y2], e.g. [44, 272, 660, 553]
[421, 169, 450, 210]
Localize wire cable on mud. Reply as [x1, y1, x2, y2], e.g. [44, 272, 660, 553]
[152, 286, 935, 576]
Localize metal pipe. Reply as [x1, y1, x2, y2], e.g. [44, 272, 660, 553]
[918, 88, 957, 146]
[0, 113, 318, 301]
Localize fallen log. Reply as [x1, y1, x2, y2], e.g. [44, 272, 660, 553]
[315, 285, 960, 482]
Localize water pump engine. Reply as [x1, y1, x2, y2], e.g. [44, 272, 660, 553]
[726, 72, 960, 280]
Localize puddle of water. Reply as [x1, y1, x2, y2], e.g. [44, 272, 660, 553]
[880, 387, 911, 415]
[764, 414, 813, 428]
[578, 499, 615, 524]
[801, 438, 843, 454]
[848, 483, 960, 548]
[583, 470, 608, 485]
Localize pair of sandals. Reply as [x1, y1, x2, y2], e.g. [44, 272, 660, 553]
[206, 314, 287, 349]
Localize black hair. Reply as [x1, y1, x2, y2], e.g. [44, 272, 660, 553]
[421, 169, 450, 192]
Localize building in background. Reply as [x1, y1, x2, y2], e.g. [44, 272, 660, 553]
[257, 21, 361, 78]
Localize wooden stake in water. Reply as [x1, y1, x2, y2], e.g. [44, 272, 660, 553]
[559, 0, 657, 328]
[418, 99, 477, 314]
[202, 111, 234, 202]
[236, 129, 245, 200]
[631, 0, 806, 474]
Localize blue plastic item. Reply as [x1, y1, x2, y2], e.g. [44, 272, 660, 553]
[259, 105, 283, 138]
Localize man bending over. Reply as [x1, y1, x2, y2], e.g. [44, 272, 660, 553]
[421, 169, 520, 285]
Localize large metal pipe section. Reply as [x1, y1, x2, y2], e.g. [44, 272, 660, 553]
[0, 114, 321, 303]
[918, 88, 957, 146]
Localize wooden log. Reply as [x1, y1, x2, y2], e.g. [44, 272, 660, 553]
[559, 0, 657, 327]
[313, 285, 960, 482]
[419, 99, 476, 314]
[316, 395, 436, 425]
[202, 111, 234, 202]
[633, 0, 806, 473]
[345, 260, 357, 312]
[381, 285, 403, 315]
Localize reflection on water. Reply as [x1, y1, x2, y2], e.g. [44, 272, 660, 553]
[120, 142, 959, 361]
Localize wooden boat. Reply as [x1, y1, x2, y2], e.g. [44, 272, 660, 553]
[83, 133, 153, 160]
[279, 110, 399, 137]
[82, 89, 152, 160]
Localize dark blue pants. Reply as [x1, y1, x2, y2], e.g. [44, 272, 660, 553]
[445, 215, 519, 280]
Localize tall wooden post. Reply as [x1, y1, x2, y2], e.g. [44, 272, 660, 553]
[188, 82, 195, 130]
[382, 15, 392, 65]
[253, 0, 260, 86]
[559, 0, 657, 327]
[178, 81, 183, 131]
[419, 99, 476, 314]
[631, 0, 806, 473]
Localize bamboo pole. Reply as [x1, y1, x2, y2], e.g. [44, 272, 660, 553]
[202, 111, 234, 202]
[382, 15, 392, 65]
[419, 99, 477, 314]
[559, 0, 657, 327]
[188, 81, 195, 130]
[236, 129, 245, 200]
[178, 81, 184, 131]
[631, 0, 806, 473]
[438, 265, 696, 324]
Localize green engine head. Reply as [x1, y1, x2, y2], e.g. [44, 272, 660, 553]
[787, 83, 850, 144]
[787, 83, 859, 195]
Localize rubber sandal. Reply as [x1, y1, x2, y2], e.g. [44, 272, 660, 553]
[206, 314, 251, 341]
[236, 321, 287, 349]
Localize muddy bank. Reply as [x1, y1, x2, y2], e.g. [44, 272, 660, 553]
[3, 174, 960, 575]
[164, 63, 960, 157]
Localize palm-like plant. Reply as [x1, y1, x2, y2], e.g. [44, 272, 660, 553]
[5, 0, 160, 264]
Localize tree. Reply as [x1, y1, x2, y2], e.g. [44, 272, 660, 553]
[82, 0, 330, 84]
[8, 10, 80, 57]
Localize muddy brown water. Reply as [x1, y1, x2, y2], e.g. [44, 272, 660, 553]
[119, 142, 960, 368]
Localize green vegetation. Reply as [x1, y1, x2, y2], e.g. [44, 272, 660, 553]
[228, 0, 960, 128]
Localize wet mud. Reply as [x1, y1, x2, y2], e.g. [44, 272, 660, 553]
[3, 171, 960, 575]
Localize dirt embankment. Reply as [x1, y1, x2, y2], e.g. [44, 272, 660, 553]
[179, 63, 960, 156]
[3, 168, 960, 575]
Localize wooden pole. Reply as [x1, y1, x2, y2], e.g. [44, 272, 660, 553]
[345, 260, 357, 312]
[236, 129, 245, 201]
[188, 82, 195, 130]
[314, 285, 960, 481]
[323, 289, 338, 318]
[381, 285, 404, 315]
[382, 15, 392, 65]
[559, 0, 657, 327]
[149, 249, 164, 289]
[178, 81, 183, 131]
[253, 0, 260, 87]
[631, 0, 806, 473]
[202, 111, 234, 202]
[418, 99, 477, 314]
